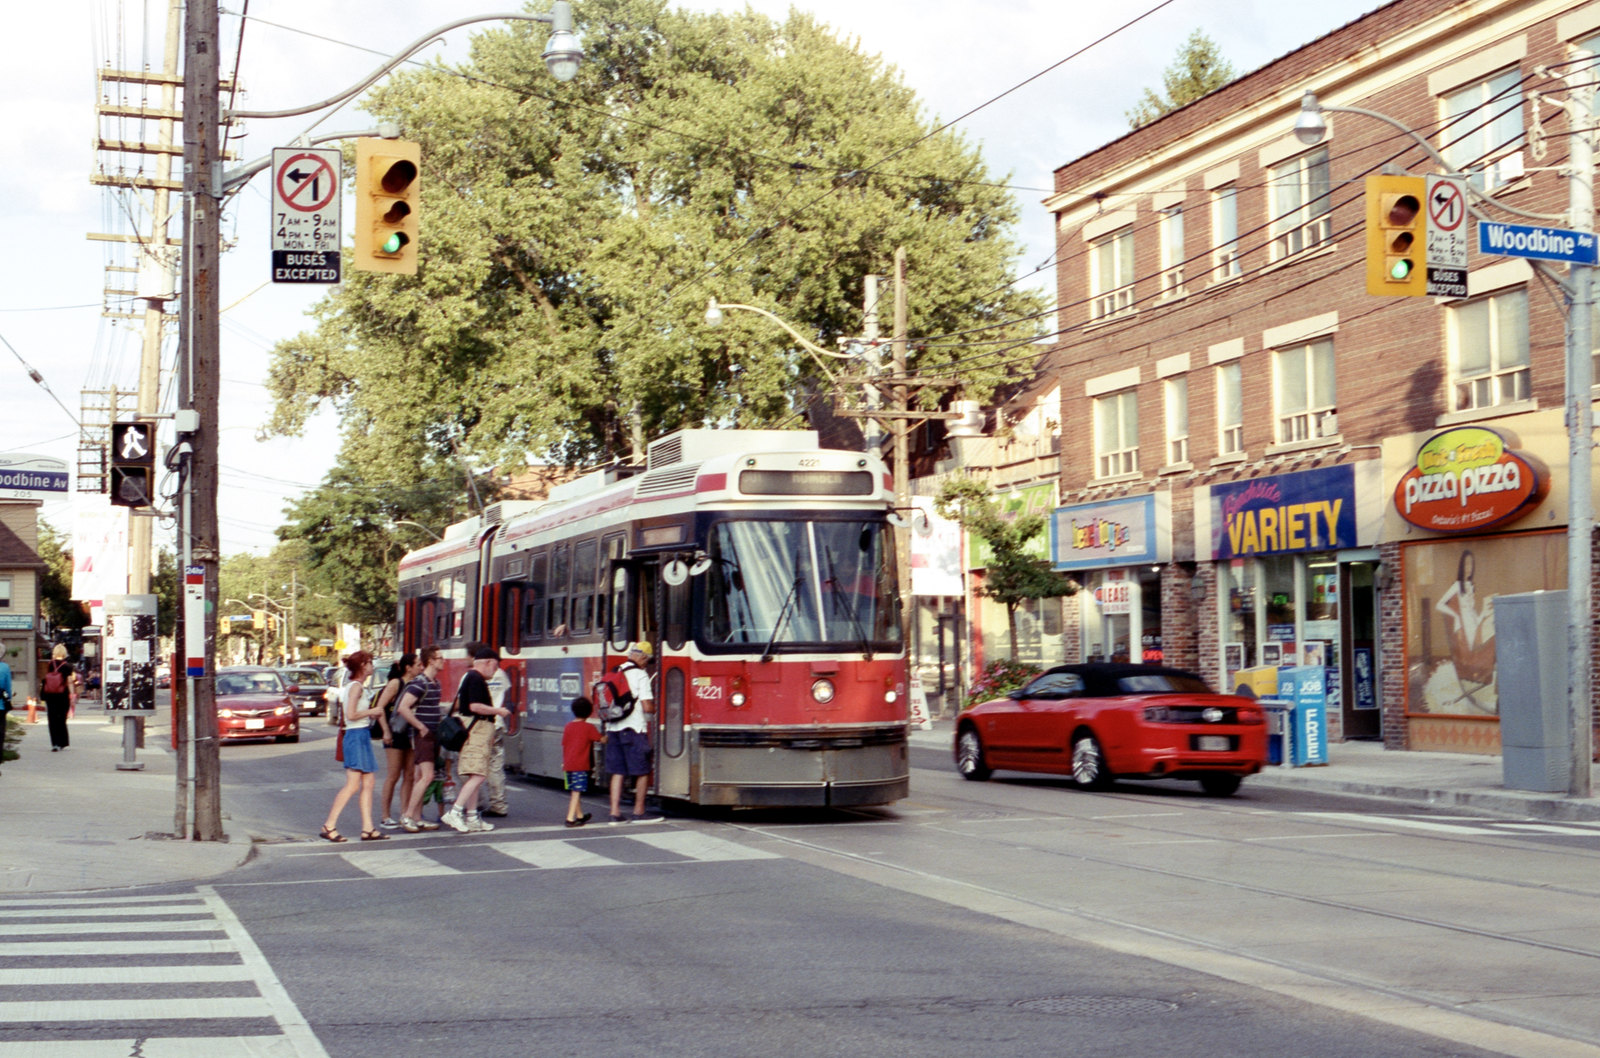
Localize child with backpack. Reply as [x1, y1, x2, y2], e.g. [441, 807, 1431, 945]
[561, 696, 604, 827]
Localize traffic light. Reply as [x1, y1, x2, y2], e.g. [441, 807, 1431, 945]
[354, 138, 420, 275]
[220, 617, 232, 636]
[1366, 174, 1427, 296]
[109, 420, 157, 508]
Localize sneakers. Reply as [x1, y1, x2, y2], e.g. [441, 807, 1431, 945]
[441, 807, 468, 832]
[565, 813, 592, 829]
[631, 813, 663, 824]
[464, 813, 495, 832]
[608, 813, 628, 825]
[401, 816, 439, 833]
[378, 818, 400, 830]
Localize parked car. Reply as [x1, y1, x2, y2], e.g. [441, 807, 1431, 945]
[215, 666, 300, 743]
[156, 664, 172, 689]
[953, 663, 1269, 797]
[277, 665, 331, 716]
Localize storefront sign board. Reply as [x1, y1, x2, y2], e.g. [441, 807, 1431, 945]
[969, 481, 1055, 568]
[1393, 425, 1549, 534]
[1203, 465, 1359, 560]
[1049, 492, 1170, 571]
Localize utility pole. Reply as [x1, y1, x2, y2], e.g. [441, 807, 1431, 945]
[1564, 54, 1595, 797]
[181, 0, 223, 841]
[891, 248, 912, 631]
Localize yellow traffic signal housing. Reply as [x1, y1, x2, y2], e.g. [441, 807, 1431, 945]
[1365, 174, 1427, 296]
[354, 138, 420, 275]
[219, 617, 232, 636]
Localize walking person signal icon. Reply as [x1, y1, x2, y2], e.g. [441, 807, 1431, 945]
[109, 421, 156, 508]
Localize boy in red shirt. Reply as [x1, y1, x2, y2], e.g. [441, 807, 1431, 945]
[562, 697, 604, 827]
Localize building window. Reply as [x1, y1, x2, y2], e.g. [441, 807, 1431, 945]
[1442, 67, 1524, 191]
[1090, 227, 1135, 320]
[1211, 185, 1240, 281]
[1094, 390, 1139, 478]
[1159, 206, 1185, 297]
[1216, 361, 1243, 455]
[0, 576, 10, 609]
[1450, 288, 1529, 411]
[1274, 338, 1336, 442]
[1269, 148, 1332, 260]
[1164, 376, 1189, 465]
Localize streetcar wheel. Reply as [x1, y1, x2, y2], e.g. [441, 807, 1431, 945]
[1198, 773, 1241, 797]
[956, 728, 991, 781]
[1071, 731, 1112, 790]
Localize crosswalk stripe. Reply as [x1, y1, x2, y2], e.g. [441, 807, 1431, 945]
[1, 919, 222, 937]
[0, 895, 206, 910]
[0, 939, 237, 956]
[626, 831, 782, 861]
[0, 1035, 295, 1057]
[0, 997, 274, 1023]
[197, 886, 328, 1058]
[340, 849, 459, 878]
[489, 840, 623, 870]
[0, 965, 254, 986]
[0, 905, 210, 920]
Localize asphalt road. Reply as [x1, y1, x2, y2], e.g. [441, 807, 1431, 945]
[6, 729, 1600, 1057]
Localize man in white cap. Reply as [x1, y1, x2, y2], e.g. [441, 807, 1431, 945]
[605, 641, 656, 823]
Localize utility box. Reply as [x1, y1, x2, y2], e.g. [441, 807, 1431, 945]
[1496, 590, 1569, 793]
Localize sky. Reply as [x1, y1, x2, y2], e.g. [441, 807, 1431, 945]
[0, 0, 1385, 558]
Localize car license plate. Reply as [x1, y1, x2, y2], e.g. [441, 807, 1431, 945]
[1197, 735, 1229, 751]
[245, 718, 265, 730]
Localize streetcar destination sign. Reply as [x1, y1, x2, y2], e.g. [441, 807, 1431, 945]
[1478, 221, 1599, 265]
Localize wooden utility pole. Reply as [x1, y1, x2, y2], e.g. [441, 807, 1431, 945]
[182, 0, 223, 841]
[891, 248, 912, 633]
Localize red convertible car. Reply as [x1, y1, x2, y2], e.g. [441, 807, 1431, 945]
[954, 663, 1268, 796]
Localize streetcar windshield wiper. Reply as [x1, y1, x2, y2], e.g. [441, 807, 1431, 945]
[762, 546, 805, 664]
[823, 544, 872, 661]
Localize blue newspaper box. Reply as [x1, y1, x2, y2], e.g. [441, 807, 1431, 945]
[1258, 699, 1293, 765]
[1276, 666, 1329, 766]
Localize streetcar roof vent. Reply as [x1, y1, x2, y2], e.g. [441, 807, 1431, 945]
[633, 462, 701, 498]
[483, 500, 545, 526]
[548, 465, 633, 504]
[647, 429, 818, 469]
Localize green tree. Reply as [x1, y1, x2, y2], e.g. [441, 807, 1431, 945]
[35, 521, 87, 633]
[265, 0, 1044, 486]
[935, 476, 1076, 657]
[1126, 30, 1236, 129]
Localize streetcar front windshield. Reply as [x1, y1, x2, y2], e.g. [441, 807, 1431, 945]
[702, 518, 901, 650]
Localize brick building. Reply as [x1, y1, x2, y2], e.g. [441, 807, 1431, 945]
[1042, 0, 1600, 752]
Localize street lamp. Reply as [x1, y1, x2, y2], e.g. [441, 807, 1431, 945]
[1289, 83, 1595, 797]
[393, 519, 443, 541]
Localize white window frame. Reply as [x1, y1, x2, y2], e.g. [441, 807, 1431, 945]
[1159, 206, 1186, 297]
[1216, 360, 1244, 455]
[1449, 288, 1530, 412]
[1211, 185, 1241, 281]
[1089, 227, 1135, 320]
[1273, 338, 1337, 443]
[1164, 376, 1189, 466]
[1441, 66, 1525, 192]
[1268, 148, 1332, 261]
[1094, 390, 1139, 478]
[0, 576, 10, 609]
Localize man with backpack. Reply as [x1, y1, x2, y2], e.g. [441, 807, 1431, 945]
[601, 642, 656, 824]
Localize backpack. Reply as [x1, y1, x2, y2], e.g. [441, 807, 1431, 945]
[42, 664, 67, 696]
[592, 664, 637, 723]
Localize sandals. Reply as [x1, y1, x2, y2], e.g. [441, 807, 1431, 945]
[319, 825, 347, 843]
[360, 830, 388, 841]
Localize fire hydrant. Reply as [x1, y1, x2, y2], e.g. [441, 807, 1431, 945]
[25, 697, 38, 723]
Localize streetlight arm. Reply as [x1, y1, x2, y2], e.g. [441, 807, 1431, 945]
[1296, 92, 1564, 223]
[393, 520, 443, 541]
[704, 299, 857, 360]
[227, 8, 579, 120]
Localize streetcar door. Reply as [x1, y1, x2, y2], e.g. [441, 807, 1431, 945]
[654, 558, 692, 801]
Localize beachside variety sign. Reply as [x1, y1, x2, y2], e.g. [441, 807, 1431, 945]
[1209, 465, 1358, 559]
[1393, 426, 1548, 533]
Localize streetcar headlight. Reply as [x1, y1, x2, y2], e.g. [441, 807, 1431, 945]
[884, 689, 897, 704]
[811, 679, 835, 704]
[731, 692, 747, 707]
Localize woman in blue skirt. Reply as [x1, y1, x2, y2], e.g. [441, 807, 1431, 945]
[320, 651, 386, 842]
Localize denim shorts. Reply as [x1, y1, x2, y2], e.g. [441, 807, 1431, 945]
[602, 728, 651, 778]
[564, 770, 591, 793]
[342, 727, 377, 773]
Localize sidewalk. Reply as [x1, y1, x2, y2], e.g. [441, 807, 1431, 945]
[908, 718, 1600, 822]
[0, 707, 251, 895]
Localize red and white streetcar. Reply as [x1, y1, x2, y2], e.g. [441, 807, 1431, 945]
[396, 429, 910, 808]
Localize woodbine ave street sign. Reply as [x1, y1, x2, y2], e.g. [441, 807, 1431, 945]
[1478, 221, 1599, 265]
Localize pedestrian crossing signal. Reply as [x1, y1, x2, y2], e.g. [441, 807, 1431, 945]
[109, 420, 156, 508]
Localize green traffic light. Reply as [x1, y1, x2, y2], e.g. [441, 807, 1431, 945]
[1389, 258, 1413, 280]
[379, 232, 409, 255]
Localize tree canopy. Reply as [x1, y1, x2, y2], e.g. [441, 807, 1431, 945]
[1126, 30, 1236, 129]
[265, 0, 1044, 487]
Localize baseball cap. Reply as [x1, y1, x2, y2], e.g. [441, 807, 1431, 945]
[627, 641, 653, 657]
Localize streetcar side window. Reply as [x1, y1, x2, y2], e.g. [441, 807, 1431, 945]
[571, 539, 599, 635]
[665, 573, 689, 651]
[547, 546, 570, 635]
[504, 585, 522, 653]
[608, 565, 631, 651]
[524, 553, 547, 640]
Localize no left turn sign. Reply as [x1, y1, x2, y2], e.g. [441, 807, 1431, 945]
[270, 146, 342, 284]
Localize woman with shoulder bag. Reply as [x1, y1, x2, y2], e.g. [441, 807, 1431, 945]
[374, 654, 420, 830]
[319, 651, 386, 842]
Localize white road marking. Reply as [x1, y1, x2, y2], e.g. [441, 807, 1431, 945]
[0, 965, 254, 986]
[491, 841, 625, 870]
[626, 831, 782, 861]
[341, 849, 459, 878]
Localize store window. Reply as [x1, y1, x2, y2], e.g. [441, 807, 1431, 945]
[1216, 360, 1243, 455]
[0, 576, 10, 609]
[1159, 206, 1185, 297]
[1274, 337, 1336, 443]
[1268, 147, 1332, 260]
[1211, 185, 1241, 281]
[1441, 66, 1524, 192]
[1090, 227, 1135, 320]
[1219, 559, 1258, 689]
[1449, 288, 1529, 412]
[1094, 390, 1139, 478]
[1080, 568, 1160, 665]
[1164, 376, 1189, 466]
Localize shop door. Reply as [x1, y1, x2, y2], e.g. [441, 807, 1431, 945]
[1340, 562, 1381, 739]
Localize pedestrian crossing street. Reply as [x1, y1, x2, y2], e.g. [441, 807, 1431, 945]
[1305, 811, 1600, 839]
[325, 828, 782, 880]
[0, 887, 326, 1057]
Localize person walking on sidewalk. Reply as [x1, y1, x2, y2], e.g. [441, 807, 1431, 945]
[605, 642, 656, 824]
[375, 653, 420, 829]
[41, 644, 78, 752]
[442, 645, 511, 833]
[396, 646, 446, 833]
[320, 651, 387, 843]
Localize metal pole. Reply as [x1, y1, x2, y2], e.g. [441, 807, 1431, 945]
[1568, 54, 1595, 798]
[892, 248, 911, 643]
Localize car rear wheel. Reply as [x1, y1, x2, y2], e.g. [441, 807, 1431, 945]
[1198, 773, 1242, 797]
[1071, 731, 1113, 790]
[955, 728, 991, 781]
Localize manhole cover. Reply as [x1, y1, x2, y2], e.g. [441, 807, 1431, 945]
[1013, 995, 1179, 1017]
